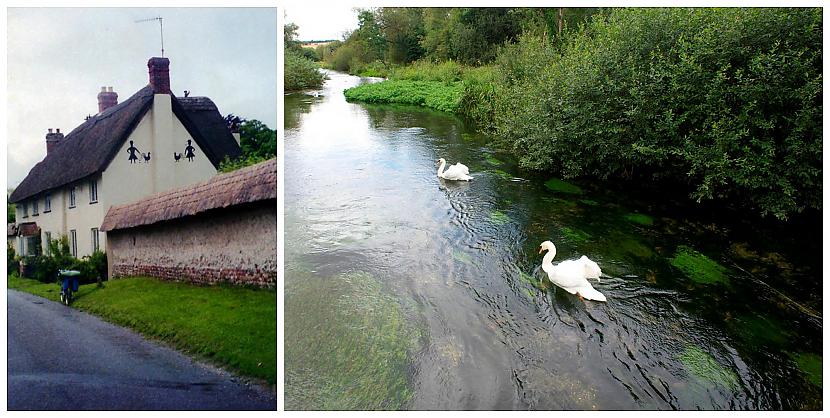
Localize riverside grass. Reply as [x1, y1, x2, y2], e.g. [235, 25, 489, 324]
[7, 274, 276, 385]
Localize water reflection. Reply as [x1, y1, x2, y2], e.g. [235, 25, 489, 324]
[285, 71, 822, 410]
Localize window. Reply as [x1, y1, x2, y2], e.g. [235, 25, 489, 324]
[91, 228, 99, 252]
[32, 199, 39, 216]
[44, 232, 52, 256]
[44, 193, 51, 212]
[89, 179, 98, 203]
[69, 187, 76, 208]
[21, 203, 28, 218]
[70, 229, 77, 258]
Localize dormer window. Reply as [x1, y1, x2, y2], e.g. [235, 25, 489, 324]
[69, 186, 76, 208]
[44, 193, 51, 213]
[89, 178, 98, 204]
[32, 200, 39, 216]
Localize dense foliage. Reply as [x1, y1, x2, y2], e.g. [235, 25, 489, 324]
[491, 8, 822, 219]
[22, 236, 107, 284]
[219, 118, 276, 173]
[284, 22, 325, 91]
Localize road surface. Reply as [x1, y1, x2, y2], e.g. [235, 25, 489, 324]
[7, 289, 276, 410]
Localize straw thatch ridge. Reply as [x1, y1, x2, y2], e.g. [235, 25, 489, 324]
[101, 158, 276, 232]
[10, 88, 242, 204]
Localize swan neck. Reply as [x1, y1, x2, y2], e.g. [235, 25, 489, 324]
[542, 248, 556, 272]
[437, 160, 446, 176]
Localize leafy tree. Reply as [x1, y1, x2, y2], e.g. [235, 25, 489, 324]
[7, 188, 15, 223]
[219, 118, 276, 172]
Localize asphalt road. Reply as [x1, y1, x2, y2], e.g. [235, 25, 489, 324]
[7, 289, 276, 410]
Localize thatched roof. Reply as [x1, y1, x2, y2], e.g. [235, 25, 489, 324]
[101, 158, 276, 232]
[10, 88, 241, 203]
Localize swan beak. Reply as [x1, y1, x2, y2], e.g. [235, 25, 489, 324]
[538, 246, 544, 254]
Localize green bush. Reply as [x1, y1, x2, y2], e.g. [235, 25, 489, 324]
[490, 8, 822, 219]
[7, 243, 19, 275]
[285, 50, 326, 92]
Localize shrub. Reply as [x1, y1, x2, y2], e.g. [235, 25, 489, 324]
[7, 243, 19, 275]
[491, 8, 822, 219]
[285, 50, 325, 92]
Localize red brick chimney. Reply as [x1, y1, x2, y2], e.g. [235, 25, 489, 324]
[46, 128, 64, 155]
[147, 57, 171, 94]
[97, 86, 118, 113]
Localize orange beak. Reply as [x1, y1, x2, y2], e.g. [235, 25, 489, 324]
[538, 246, 544, 254]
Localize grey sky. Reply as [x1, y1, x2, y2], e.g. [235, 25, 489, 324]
[7, 7, 277, 187]
[283, 6, 359, 41]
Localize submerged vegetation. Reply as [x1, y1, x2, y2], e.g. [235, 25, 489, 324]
[325, 7, 821, 220]
[679, 345, 739, 390]
[285, 270, 421, 409]
[670, 246, 730, 285]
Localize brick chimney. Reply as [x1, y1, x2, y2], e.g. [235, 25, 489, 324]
[97, 86, 118, 113]
[147, 57, 171, 94]
[46, 128, 64, 155]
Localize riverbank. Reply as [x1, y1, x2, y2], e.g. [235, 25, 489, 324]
[7, 274, 277, 386]
[338, 8, 822, 222]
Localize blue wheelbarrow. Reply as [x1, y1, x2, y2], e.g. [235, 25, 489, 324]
[58, 270, 80, 306]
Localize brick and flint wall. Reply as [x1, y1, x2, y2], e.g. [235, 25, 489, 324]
[107, 202, 276, 288]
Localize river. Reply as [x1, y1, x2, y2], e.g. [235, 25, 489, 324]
[284, 70, 822, 410]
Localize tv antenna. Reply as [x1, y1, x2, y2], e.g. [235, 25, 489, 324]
[135, 16, 164, 57]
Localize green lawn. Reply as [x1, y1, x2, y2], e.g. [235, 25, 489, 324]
[8, 274, 276, 385]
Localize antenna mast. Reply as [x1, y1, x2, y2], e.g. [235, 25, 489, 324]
[135, 16, 164, 57]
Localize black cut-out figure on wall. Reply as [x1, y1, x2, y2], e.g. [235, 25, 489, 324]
[143, 152, 151, 163]
[174, 152, 181, 162]
[127, 141, 140, 164]
[184, 139, 196, 162]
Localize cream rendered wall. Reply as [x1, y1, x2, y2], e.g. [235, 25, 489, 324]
[101, 94, 217, 210]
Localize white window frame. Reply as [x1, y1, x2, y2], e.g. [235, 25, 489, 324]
[70, 229, 77, 258]
[89, 179, 98, 204]
[91, 228, 99, 252]
[69, 187, 76, 208]
[44, 193, 51, 213]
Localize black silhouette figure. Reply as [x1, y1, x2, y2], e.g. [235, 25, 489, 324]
[174, 152, 182, 162]
[127, 141, 140, 164]
[142, 152, 151, 163]
[184, 140, 196, 162]
[184, 90, 190, 98]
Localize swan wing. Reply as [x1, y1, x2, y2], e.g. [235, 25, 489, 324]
[453, 163, 470, 175]
[442, 164, 473, 181]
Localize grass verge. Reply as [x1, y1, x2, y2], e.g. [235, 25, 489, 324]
[8, 273, 276, 385]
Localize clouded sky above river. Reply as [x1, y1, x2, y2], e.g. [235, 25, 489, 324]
[283, 6, 359, 41]
[7, 7, 277, 187]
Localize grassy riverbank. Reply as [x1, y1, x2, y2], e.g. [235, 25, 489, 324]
[8, 274, 276, 385]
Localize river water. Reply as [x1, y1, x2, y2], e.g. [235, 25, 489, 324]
[284, 70, 822, 410]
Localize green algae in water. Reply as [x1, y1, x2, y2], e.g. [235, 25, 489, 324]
[544, 178, 583, 195]
[580, 199, 600, 206]
[624, 213, 654, 226]
[485, 156, 503, 166]
[670, 246, 730, 285]
[285, 271, 421, 410]
[519, 270, 550, 291]
[561, 226, 591, 243]
[491, 169, 512, 180]
[489, 210, 511, 225]
[790, 352, 822, 388]
[733, 314, 790, 347]
[452, 249, 473, 265]
[679, 345, 739, 390]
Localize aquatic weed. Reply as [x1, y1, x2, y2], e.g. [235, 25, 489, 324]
[790, 352, 822, 388]
[543, 178, 583, 194]
[624, 213, 654, 226]
[670, 246, 730, 285]
[489, 210, 511, 225]
[679, 344, 739, 390]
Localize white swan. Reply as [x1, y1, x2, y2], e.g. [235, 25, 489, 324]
[539, 241, 606, 302]
[437, 158, 473, 181]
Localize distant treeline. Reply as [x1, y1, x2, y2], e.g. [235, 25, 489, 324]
[319, 8, 824, 220]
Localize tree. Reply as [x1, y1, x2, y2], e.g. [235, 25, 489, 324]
[7, 188, 15, 223]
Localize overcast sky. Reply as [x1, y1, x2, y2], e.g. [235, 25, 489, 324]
[7, 7, 277, 187]
[283, 6, 360, 41]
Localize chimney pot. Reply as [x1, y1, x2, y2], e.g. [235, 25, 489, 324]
[97, 87, 119, 113]
[48, 128, 53, 134]
[147, 57, 171, 94]
[56, 128, 60, 133]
